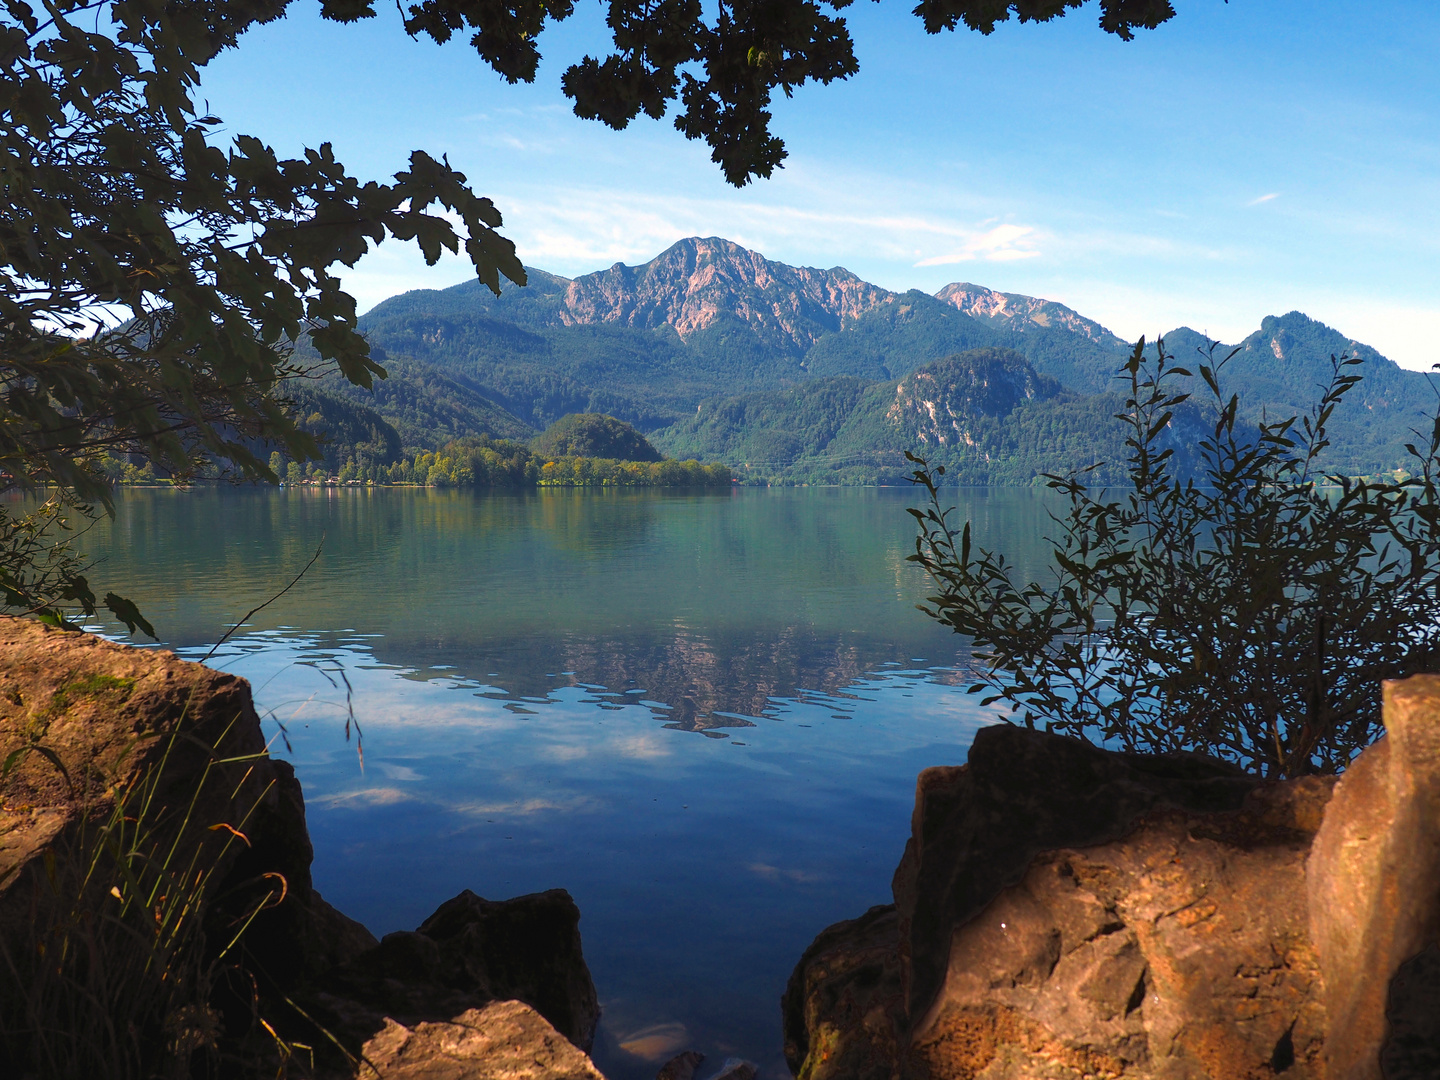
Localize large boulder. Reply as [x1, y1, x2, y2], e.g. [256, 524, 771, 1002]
[0, 621, 604, 1079]
[785, 676, 1440, 1080]
[0, 619, 348, 979]
[311, 888, 601, 1056]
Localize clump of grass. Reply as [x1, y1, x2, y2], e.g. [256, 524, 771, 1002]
[0, 718, 312, 1078]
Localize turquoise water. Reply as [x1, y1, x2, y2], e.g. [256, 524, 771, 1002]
[75, 486, 1054, 1078]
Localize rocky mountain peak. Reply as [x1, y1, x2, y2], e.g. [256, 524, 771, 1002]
[557, 237, 894, 354]
[934, 282, 1129, 350]
[887, 348, 1063, 451]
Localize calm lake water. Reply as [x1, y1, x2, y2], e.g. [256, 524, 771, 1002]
[74, 486, 1056, 1080]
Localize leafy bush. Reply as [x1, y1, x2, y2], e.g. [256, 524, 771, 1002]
[908, 339, 1440, 777]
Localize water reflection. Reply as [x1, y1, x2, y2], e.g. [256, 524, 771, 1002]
[196, 630, 991, 1080]
[74, 487, 1055, 1078]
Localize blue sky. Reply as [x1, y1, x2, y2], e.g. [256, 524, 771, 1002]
[200, 1, 1440, 369]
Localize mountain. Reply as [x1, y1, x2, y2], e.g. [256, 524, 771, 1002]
[935, 282, 1129, 349]
[554, 237, 891, 354]
[294, 237, 1432, 482]
[288, 383, 403, 473]
[316, 354, 533, 447]
[654, 349, 1134, 485]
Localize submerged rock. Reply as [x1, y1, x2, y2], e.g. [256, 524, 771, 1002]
[655, 1050, 706, 1080]
[785, 676, 1440, 1080]
[698, 1058, 758, 1080]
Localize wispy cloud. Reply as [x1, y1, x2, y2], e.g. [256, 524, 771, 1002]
[1247, 193, 1280, 206]
[748, 862, 826, 884]
[314, 786, 415, 809]
[914, 224, 1041, 266]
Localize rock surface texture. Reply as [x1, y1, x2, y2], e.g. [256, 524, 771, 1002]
[785, 680, 1440, 1080]
[359, 1000, 606, 1080]
[0, 621, 604, 1080]
[312, 887, 601, 1059]
[558, 237, 890, 351]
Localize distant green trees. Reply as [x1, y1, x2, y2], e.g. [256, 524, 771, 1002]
[909, 340, 1440, 778]
[258, 435, 729, 489]
[532, 414, 663, 462]
[538, 457, 730, 487]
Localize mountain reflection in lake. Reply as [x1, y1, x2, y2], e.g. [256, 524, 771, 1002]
[78, 486, 1055, 1079]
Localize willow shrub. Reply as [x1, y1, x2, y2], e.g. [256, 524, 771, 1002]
[907, 339, 1440, 778]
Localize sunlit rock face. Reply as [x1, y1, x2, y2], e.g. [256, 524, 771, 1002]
[784, 681, 1440, 1080]
[359, 1000, 607, 1080]
[934, 283, 1129, 351]
[885, 349, 1065, 450]
[558, 237, 894, 353]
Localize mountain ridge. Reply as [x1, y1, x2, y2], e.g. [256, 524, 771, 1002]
[293, 237, 1431, 483]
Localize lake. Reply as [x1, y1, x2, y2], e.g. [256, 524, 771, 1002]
[75, 485, 1057, 1079]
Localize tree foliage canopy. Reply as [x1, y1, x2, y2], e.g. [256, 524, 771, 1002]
[0, 0, 533, 626]
[340, 0, 1179, 185]
[533, 413, 663, 461]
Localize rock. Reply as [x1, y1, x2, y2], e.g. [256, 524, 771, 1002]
[360, 999, 606, 1080]
[0, 623, 605, 1079]
[0, 621, 379, 1005]
[656, 1050, 706, 1080]
[0, 621, 344, 993]
[890, 726, 1257, 1036]
[907, 778, 1333, 1079]
[1382, 945, 1440, 1080]
[0, 621, 268, 914]
[787, 679, 1440, 1080]
[418, 888, 601, 1051]
[782, 904, 902, 1080]
[698, 1058, 757, 1080]
[1308, 676, 1440, 1080]
[314, 888, 602, 1056]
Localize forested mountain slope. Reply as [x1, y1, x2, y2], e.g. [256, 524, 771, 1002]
[294, 237, 1432, 483]
[653, 350, 1136, 485]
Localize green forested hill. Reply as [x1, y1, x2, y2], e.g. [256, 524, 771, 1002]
[652, 350, 1137, 485]
[1157, 314, 1435, 474]
[288, 238, 1433, 483]
[314, 354, 533, 447]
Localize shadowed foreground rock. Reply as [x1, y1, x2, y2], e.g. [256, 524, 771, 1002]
[785, 676, 1440, 1080]
[310, 887, 601, 1062]
[0, 621, 604, 1079]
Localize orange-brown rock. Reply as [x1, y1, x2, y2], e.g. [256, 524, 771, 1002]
[359, 999, 606, 1080]
[785, 675, 1440, 1080]
[0, 617, 342, 972]
[0, 621, 605, 1079]
[1307, 677, 1440, 1080]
